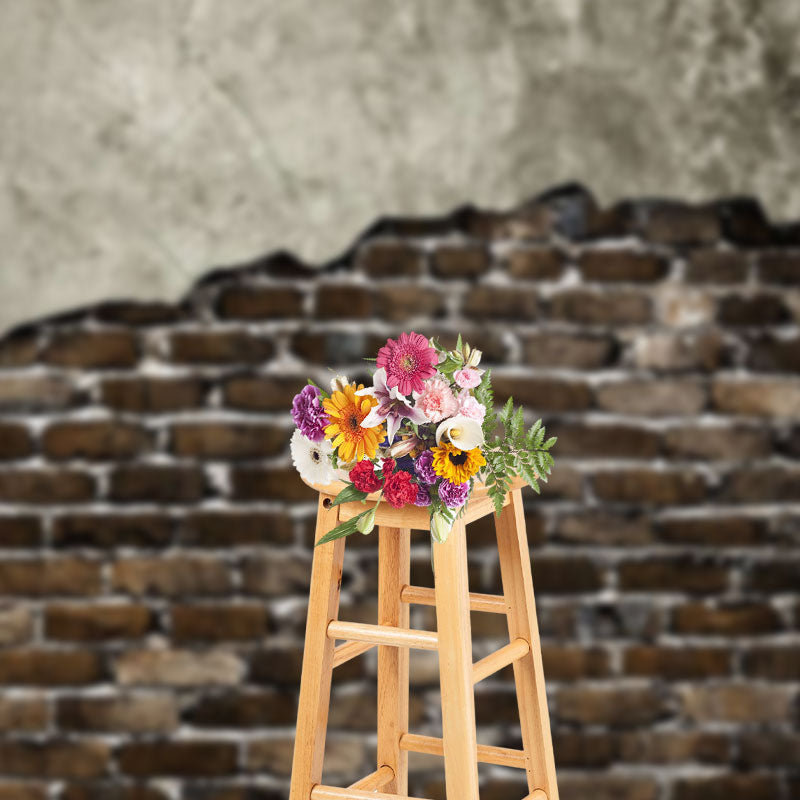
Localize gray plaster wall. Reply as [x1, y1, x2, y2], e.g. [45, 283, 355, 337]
[1, 0, 799, 332]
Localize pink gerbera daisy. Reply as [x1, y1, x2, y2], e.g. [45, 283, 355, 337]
[376, 332, 438, 395]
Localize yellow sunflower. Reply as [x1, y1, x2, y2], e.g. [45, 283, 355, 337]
[323, 383, 384, 462]
[431, 442, 486, 484]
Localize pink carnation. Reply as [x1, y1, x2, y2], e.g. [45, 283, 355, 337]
[457, 391, 486, 423]
[415, 377, 458, 423]
[454, 367, 483, 389]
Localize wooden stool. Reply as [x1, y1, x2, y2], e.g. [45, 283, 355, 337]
[289, 477, 558, 800]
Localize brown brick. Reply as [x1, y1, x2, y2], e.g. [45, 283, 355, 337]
[59, 785, 170, 800]
[43, 331, 138, 368]
[619, 558, 728, 594]
[743, 646, 800, 681]
[118, 742, 237, 777]
[555, 511, 653, 546]
[232, 466, 317, 501]
[758, 252, 800, 284]
[521, 332, 616, 369]
[0, 375, 83, 412]
[0, 605, 33, 645]
[462, 286, 538, 320]
[170, 332, 273, 364]
[170, 423, 285, 459]
[52, 513, 174, 548]
[528, 557, 603, 594]
[672, 602, 782, 636]
[507, 248, 564, 279]
[57, 694, 177, 734]
[181, 511, 294, 547]
[290, 331, 369, 365]
[593, 469, 707, 505]
[552, 731, 617, 768]
[680, 684, 795, 723]
[358, 242, 424, 277]
[579, 249, 668, 282]
[375, 285, 446, 322]
[0, 559, 101, 596]
[624, 646, 730, 678]
[556, 686, 672, 727]
[747, 333, 800, 371]
[185, 689, 295, 728]
[115, 649, 244, 687]
[664, 424, 770, 460]
[0, 516, 41, 547]
[549, 422, 659, 459]
[520, 775, 658, 800]
[738, 731, 800, 768]
[492, 375, 591, 411]
[618, 731, 730, 764]
[539, 465, 584, 501]
[748, 560, 800, 591]
[549, 289, 651, 325]
[633, 330, 729, 371]
[431, 245, 489, 279]
[0, 695, 48, 731]
[0, 423, 32, 459]
[0, 786, 46, 800]
[112, 557, 231, 597]
[241, 553, 310, 596]
[723, 465, 800, 503]
[176, 788, 281, 800]
[0, 650, 103, 685]
[94, 300, 181, 326]
[246, 736, 367, 778]
[101, 377, 206, 412]
[541, 646, 610, 680]
[0, 329, 39, 366]
[0, 740, 109, 778]
[43, 422, 152, 460]
[222, 374, 305, 411]
[109, 466, 207, 503]
[217, 286, 304, 319]
[657, 515, 767, 546]
[636, 201, 720, 245]
[171, 604, 268, 641]
[712, 377, 800, 418]
[595, 378, 707, 415]
[313, 285, 373, 319]
[718, 293, 789, 325]
[0, 470, 95, 503]
[686, 248, 748, 282]
[45, 605, 153, 641]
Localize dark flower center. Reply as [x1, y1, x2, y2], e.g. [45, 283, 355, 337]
[448, 451, 469, 466]
[348, 415, 360, 430]
[311, 450, 321, 462]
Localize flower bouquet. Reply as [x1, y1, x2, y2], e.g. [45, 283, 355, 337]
[289, 332, 556, 545]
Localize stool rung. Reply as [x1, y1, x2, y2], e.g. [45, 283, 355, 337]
[311, 786, 430, 800]
[332, 640, 375, 668]
[400, 584, 507, 614]
[472, 637, 530, 684]
[348, 765, 394, 790]
[327, 620, 438, 651]
[524, 791, 548, 800]
[399, 732, 527, 770]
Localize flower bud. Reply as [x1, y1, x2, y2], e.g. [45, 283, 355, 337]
[356, 507, 376, 535]
[467, 348, 482, 368]
[430, 512, 452, 544]
[330, 375, 350, 393]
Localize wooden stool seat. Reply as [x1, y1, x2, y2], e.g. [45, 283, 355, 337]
[289, 477, 559, 800]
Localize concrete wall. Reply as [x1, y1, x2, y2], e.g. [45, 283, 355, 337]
[1, 0, 799, 330]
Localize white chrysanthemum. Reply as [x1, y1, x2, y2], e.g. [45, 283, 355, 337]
[290, 429, 336, 485]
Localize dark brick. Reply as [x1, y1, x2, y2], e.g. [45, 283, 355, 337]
[528, 557, 603, 594]
[718, 293, 789, 325]
[431, 245, 489, 279]
[673, 775, 778, 800]
[748, 560, 800, 592]
[249, 644, 303, 686]
[507, 248, 564, 279]
[170, 332, 273, 364]
[52, 514, 174, 548]
[595, 378, 707, 415]
[0, 559, 101, 596]
[548, 422, 659, 458]
[552, 731, 617, 768]
[217, 286, 304, 319]
[747, 333, 800, 371]
[579, 249, 668, 282]
[43, 422, 152, 460]
[0, 423, 32, 459]
[0, 329, 39, 366]
[549, 289, 652, 325]
[556, 686, 672, 727]
[717, 197, 774, 246]
[56, 695, 178, 733]
[462, 287, 538, 320]
[109, 466, 207, 503]
[711, 377, 800, 417]
[663, 424, 770, 460]
[170, 423, 285, 459]
[0, 695, 48, 731]
[738, 731, 800, 768]
[456, 202, 553, 241]
[170, 604, 268, 641]
[375, 285, 446, 322]
[657, 515, 767, 547]
[240, 553, 310, 596]
[222, 374, 305, 411]
[743, 646, 800, 680]
[685, 248, 749, 282]
[492, 375, 592, 411]
[723, 465, 800, 503]
[117, 742, 237, 777]
[180, 511, 294, 547]
[0, 650, 103, 685]
[624, 646, 730, 678]
[101, 378, 206, 412]
[184, 690, 295, 728]
[60, 785, 170, 800]
[45, 605, 153, 641]
[554, 511, 653, 546]
[313, 285, 373, 319]
[619, 558, 728, 594]
[43, 331, 138, 368]
[617, 731, 729, 764]
[521, 331, 616, 369]
[291, 331, 368, 365]
[358, 242, 424, 277]
[112, 557, 231, 597]
[0, 740, 109, 778]
[0, 375, 83, 412]
[0, 516, 42, 547]
[633, 201, 720, 245]
[758, 252, 800, 284]
[95, 301, 181, 326]
[0, 470, 95, 503]
[231, 466, 317, 502]
[672, 602, 782, 635]
[593, 469, 707, 505]
[541, 646, 610, 680]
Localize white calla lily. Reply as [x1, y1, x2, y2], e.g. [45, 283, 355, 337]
[435, 415, 484, 450]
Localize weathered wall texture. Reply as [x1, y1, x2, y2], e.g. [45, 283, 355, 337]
[2, 0, 800, 331]
[0, 187, 798, 799]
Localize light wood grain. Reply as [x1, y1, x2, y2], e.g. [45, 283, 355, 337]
[289, 495, 346, 800]
[332, 640, 375, 668]
[433, 518, 480, 800]
[377, 525, 410, 795]
[400, 584, 507, 614]
[399, 732, 526, 769]
[311, 786, 430, 800]
[524, 791, 549, 800]
[327, 620, 438, 651]
[472, 637, 530, 684]
[348, 765, 394, 791]
[495, 488, 559, 800]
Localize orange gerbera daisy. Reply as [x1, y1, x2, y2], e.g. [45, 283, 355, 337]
[323, 383, 384, 463]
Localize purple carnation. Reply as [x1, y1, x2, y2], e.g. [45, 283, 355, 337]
[414, 450, 437, 485]
[291, 384, 329, 442]
[438, 479, 469, 509]
[413, 484, 432, 507]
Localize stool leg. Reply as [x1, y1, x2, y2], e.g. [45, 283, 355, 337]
[433, 518, 480, 800]
[495, 489, 559, 800]
[290, 495, 346, 800]
[377, 525, 410, 794]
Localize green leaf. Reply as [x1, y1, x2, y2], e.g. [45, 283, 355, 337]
[542, 436, 557, 450]
[331, 484, 369, 506]
[315, 511, 373, 546]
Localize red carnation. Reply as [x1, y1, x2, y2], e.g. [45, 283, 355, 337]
[349, 459, 383, 493]
[381, 458, 396, 478]
[383, 470, 417, 509]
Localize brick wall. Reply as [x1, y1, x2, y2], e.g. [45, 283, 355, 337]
[0, 184, 798, 800]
